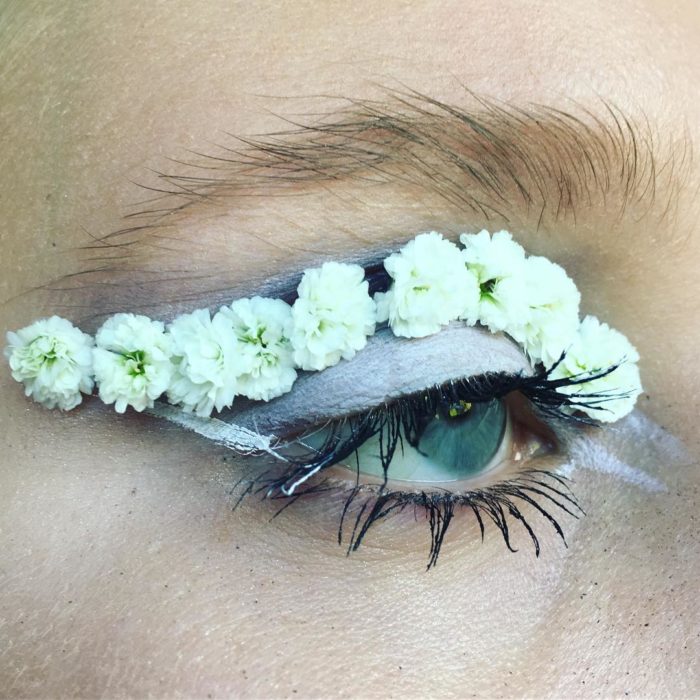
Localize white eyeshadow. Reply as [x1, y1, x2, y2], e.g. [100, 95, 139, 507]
[221, 322, 532, 436]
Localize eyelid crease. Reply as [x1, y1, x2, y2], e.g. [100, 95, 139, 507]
[223, 322, 532, 437]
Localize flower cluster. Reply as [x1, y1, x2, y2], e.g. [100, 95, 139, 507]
[379, 230, 581, 367]
[4, 230, 642, 424]
[167, 309, 244, 417]
[221, 297, 297, 401]
[459, 229, 528, 329]
[376, 232, 479, 337]
[291, 262, 376, 370]
[94, 313, 173, 413]
[4, 260, 376, 417]
[548, 315, 642, 422]
[4, 316, 94, 410]
[371, 229, 638, 421]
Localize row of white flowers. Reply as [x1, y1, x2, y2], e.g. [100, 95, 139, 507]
[4, 231, 642, 422]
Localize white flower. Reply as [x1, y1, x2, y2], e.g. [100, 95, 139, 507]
[460, 229, 528, 329]
[4, 315, 94, 410]
[377, 231, 480, 338]
[507, 255, 581, 367]
[93, 313, 173, 413]
[291, 262, 376, 371]
[167, 308, 244, 416]
[218, 296, 297, 401]
[549, 315, 642, 422]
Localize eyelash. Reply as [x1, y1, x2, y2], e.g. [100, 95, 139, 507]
[231, 363, 617, 568]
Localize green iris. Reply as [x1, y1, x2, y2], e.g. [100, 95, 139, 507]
[356, 398, 507, 483]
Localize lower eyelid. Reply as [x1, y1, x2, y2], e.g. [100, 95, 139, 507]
[228, 403, 584, 567]
[232, 456, 583, 567]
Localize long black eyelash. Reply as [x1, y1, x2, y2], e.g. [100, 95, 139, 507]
[228, 360, 624, 568]
[267, 358, 624, 496]
[237, 468, 584, 570]
[339, 469, 585, 569]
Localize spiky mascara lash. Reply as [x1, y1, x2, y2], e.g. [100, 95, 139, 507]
[230, 364, 615, 568]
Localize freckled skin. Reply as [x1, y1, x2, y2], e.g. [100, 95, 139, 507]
[1, 1, 699, 697]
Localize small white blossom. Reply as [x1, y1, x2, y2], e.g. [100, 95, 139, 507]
[377, 231, 480, 338]
[218, 296, 297, 401]
[4, 316, 94, 410]
[460, 229, 528, 329]
[93, 313, 173, 413]
[549, 315, 642, 422]
[291, 262, 376, 371]
[507, 255, 581, 367]
[167, 308, 244, 417]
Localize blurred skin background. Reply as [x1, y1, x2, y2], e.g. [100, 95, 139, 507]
[1, 1, 699, 697]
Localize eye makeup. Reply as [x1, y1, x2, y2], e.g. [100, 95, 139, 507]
[221, 363, 620, 568]
[5, 230, 644, 568]
[218, 322, 532, 436]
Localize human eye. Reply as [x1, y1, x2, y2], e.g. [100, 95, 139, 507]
[140, 232, 636, 568]
[221, 344, 598, 570]
[6, 230, 641, 569]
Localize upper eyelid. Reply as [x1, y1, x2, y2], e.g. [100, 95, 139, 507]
[221, 322, 532, 437]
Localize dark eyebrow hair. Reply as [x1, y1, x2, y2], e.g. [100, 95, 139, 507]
[114, 88, 691, 233]
[44, 88, 693, 319]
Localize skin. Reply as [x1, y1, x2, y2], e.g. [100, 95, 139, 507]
[1, 1, 699, 697]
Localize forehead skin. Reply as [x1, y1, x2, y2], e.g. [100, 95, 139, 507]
[1, 1, 699, 697]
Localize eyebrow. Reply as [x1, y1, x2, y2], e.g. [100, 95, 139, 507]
[47, 88, 693, 318]
[118, 88, 691, 227]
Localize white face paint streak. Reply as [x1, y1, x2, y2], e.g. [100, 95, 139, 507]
[560, 437, 666, 492]
[556, 410, 691, 493]
[619, 410, 689, 462]
[147, 403, 285, 460]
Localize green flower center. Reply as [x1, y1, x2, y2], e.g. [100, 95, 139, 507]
[29, 337, 64, 365]
[480, 278, 497, 299]
[123, 350, 147, 376]
[242, 326, 268, 348]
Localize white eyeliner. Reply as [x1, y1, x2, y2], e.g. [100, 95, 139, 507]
[147, 402, 285, 460]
